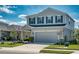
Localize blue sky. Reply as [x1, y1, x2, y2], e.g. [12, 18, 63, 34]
[0, 5, 79, 27]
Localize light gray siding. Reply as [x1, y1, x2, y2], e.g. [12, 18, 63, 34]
[26, 8, 74, 43]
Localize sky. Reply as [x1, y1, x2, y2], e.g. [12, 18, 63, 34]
[0, 5, 79, 28]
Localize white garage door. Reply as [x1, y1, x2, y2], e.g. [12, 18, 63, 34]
[34, 32, 58, 43]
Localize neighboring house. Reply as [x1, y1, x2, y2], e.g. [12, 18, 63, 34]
[0, 22, 9, 40]
[0, 22, 31, 41]
[26, 8, 75, 43]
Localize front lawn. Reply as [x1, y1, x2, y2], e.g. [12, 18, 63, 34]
[68, 45, 79, 50]
[45, 45, 79, 50]
[45, 45, 64, 49]
[40, 50, 73, 54]
[0, 42, 24, 47]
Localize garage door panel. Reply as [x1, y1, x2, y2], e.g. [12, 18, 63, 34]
[34, 32, 58, 43]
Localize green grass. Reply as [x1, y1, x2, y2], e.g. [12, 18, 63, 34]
[68, 45, 79, 50]
[40, 50, 73, 54]
[0, 42, 24, 47]
[45, 45, 79, 50]
[45, 45, 64, 49]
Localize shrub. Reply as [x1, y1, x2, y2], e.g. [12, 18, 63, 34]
[6, 36, 12, 41]
[23, 37, 34, 42]
[29, 37, 34, 42]
[64, 42, 70, 47]
[69, 39, 77, 44]
[1, 42, 4, 44]
[8, 42, 14, 45]
[24, 38, 29, 41]
[55, 39, 65, 45]
[55, 42, 64, 45]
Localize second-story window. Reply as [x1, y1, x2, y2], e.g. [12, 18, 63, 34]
[29, 17, 35, 24]
[55, 16, 63, 23]
[37, 17, 44, 24]
[46, 16, 53, 24]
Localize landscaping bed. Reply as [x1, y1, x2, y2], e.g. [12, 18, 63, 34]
[0, 42, 24, 47]
[45, 45, 79, 50]
[40, 50, 73, 54]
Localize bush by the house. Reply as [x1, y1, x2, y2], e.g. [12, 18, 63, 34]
[1, 41, 4, 44]
[69, 39, 78, 44]
[64, 42, 70, 47]
[6, 36, 12, 41]
[55, 39, 65, 45]
[24, 37, 34, 42]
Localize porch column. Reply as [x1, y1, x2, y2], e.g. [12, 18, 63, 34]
[44, 16, 46, 24]
[53, 16, 55, 24]
[36, 17, 37, 25]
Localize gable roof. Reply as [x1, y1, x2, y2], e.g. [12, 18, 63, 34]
[38, 7, 67, 15]
[26, 7, 67, 17]
[26, 7, 75, 22]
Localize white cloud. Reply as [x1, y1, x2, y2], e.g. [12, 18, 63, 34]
[0, 19, 8, 23]
[0, 18, 27, 26]
[17, 21, 27, 26]
[0, 6, 15, 14]
[3, 5, 16, 8]
[0, 15, 3, 18]
[9, 22, 18, 25]
[10, 20, 27, 26]
[74, 19, 79, 22]
[18, 14, 27, 20]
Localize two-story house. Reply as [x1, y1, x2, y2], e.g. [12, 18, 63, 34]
[26, 8, 75, 43]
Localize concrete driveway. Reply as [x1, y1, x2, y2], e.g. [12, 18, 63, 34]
[0, 44, 48, 54]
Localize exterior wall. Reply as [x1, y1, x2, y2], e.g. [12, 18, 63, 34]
[63, 15, 74, 41]
[64, 15, 74, 30]
[63, 28, 74, 41]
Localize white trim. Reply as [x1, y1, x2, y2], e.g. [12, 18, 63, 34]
[33, 30, 61, 32]
[44, 16, 46, 24]
[35, 17, 37, 24]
